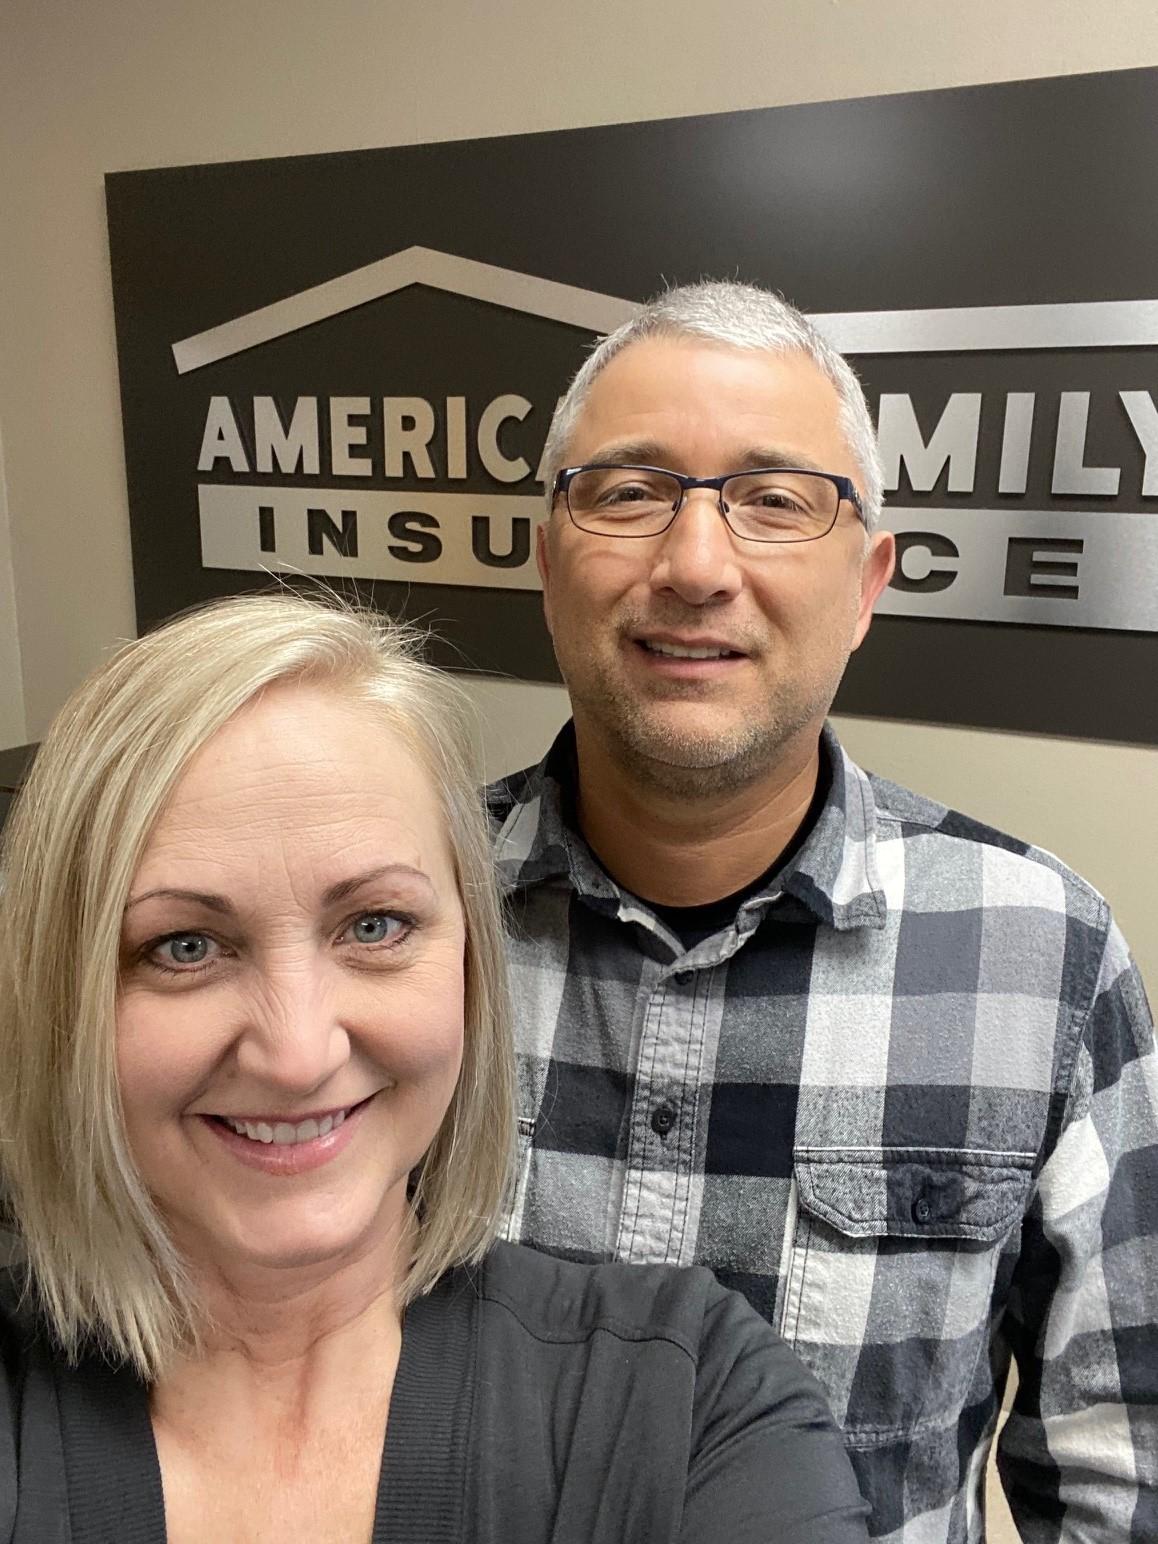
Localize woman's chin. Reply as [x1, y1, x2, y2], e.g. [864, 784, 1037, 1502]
[176, 1192, 411, 1285]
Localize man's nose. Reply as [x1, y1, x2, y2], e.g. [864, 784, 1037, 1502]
[235, 965, 349, 1095]
[648, 489, 743, 605]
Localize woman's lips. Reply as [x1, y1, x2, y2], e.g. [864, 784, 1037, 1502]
[198, 1093, 375, 1176]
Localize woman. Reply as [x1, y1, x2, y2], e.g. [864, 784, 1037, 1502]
[0, 593, 869, 1543]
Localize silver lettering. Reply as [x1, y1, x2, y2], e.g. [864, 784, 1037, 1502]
[998, 393, 1035, 495]
[1052, 392, 1120, 495]
[478, 394, 532, 483]
[197, 396, 249, 473]
[877, 393, 981, 494]
[1119, 391, 1158, 496]
[329, 397, 372, 478]
[253, 397, 319, 476]
[383, 397, 436, 479]
[445, 397, 468, 481]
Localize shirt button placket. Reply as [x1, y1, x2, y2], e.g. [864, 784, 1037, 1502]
[616, 966, 698, 1263]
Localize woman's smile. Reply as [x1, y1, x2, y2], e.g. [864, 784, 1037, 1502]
[196, 1090, 382, 1176]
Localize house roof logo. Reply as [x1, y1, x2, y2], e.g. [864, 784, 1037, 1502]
[172, 247, 639, 374]
[172, 243, 1158, 374]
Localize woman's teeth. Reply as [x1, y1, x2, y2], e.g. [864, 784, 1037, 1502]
[221, 1109, 348, 1145]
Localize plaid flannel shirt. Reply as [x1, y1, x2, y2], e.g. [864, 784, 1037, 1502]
[488, 724, 1158, 1543]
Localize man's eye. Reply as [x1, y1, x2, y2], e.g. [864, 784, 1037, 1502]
[345, 912, 410, 946]
[742, 487, 804, 513]
[600, 483, 654, 505]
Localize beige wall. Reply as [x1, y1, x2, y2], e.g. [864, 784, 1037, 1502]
[0, 425, 26, 748]
[1, 0, 1156, 996]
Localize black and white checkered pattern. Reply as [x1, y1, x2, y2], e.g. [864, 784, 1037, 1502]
[489, 724, 1158, 1542]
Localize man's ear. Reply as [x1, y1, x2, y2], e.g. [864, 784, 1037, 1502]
[851, 530, 895, 652]
[536, 521, 554, 638]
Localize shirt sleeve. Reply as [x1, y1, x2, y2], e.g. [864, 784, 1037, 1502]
[997, 913, 1158, 1540]
[680, 1278, 870, 1544]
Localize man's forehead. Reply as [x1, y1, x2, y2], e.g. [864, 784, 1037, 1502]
[568, 335, 849, 467]
[588, 333, 832, 389]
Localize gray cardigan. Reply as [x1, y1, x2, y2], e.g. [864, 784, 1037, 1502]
[0, 1240, 869, 1542]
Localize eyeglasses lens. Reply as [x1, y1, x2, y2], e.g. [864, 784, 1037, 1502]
[566, 468, 838, 542]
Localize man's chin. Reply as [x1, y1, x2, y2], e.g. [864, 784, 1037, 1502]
[571, 680, 812, 790]
[637, 733, 745, 772]
[609, 710, 780, 787]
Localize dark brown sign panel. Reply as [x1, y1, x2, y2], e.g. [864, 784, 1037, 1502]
[106, 68, 1158, 744]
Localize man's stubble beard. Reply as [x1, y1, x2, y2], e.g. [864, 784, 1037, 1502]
[566, 649, 850, 800]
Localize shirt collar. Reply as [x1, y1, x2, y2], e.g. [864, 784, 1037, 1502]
[490, 721, 887, 932]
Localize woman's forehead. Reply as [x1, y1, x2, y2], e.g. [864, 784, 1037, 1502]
[179, 682, 415, 788]
[133, 684, 452, 887]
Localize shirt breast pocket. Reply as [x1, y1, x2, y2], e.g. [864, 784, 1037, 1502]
[780, 1146, 1034, 1444]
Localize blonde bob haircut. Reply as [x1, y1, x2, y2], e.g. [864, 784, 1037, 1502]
[0, 592, 515, 1380]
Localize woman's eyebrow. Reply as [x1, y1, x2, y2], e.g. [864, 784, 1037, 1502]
[124, 887, 234, 915]
[321, 864, 433, 907]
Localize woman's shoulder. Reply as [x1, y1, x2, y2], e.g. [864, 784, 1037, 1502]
[476, 1240, 772, 1362]
[474, 1243, 850, 1457]
[461, 1245, 869, 1543]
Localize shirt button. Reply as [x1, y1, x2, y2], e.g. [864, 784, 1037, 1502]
[651, 1104, 676, 1137]
[912, 1196, 933, 1224]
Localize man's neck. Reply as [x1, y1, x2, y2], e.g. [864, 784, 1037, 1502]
[572, 725, 823, 908]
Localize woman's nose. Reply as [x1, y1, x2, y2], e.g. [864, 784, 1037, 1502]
[234, 964, 349, 1095]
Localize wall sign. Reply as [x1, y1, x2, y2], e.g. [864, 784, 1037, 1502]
[107, 67, 1158, 744]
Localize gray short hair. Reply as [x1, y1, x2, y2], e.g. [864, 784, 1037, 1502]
[0, 593, 514, 1379]
[541, 279, 884, 533]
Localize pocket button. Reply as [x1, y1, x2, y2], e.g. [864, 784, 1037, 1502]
[912, 1195, 933, 1224]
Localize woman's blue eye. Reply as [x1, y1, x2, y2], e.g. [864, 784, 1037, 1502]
[349, 913, 405, 945]
[156, 933, 212, 967]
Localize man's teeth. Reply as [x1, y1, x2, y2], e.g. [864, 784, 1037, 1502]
[222, 1109, 348, 1145]
[644, 640, 732, 659]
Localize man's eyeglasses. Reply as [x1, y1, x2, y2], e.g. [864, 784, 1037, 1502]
[553, 464, 865, 544]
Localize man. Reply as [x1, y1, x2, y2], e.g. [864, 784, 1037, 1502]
[488, 281, 1157, 1541]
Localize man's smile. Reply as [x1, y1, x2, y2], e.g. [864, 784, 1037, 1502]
[633, 631, 749, 661]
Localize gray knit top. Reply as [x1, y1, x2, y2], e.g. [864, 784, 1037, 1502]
[0, 1240, 869, 1542]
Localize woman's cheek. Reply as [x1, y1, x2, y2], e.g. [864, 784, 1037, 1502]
[351, 961, 466, 1081]
[115, 986, 234, 1115]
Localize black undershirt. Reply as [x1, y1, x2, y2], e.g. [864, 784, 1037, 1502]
[643, 753, 832, 949]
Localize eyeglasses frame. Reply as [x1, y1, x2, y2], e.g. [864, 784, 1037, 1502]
[553, 463, 865, 543]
